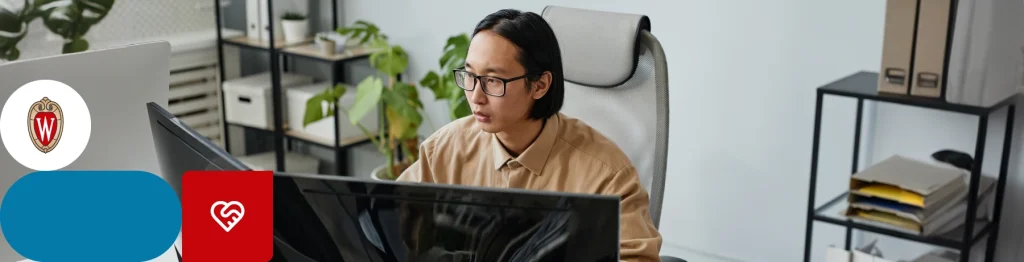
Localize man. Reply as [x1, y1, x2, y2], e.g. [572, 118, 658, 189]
[397, 9, 662, 261]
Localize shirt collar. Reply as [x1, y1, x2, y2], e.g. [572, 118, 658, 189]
[490, 114, 561, 175]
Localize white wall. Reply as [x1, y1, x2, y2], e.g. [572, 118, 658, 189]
[341, 0, 887, 261]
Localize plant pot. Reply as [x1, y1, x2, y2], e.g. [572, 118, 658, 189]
[281, 19, 308, 44]
[370, 163, 411, 181]
[371, 165, 392, 181]
[317, 39, 337, 55]
[315, 32, 348, 53]
[317, 39, 336, 56]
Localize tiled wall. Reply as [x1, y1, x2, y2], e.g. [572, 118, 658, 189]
[3, 0, 215, 63]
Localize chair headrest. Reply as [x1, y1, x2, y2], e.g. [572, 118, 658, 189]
[541, 6, 651, 87]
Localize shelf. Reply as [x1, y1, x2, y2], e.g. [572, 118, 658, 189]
[281, 44, 372, 63]
[227, 122, 374, 149]
[228, 122, 278, 132]
[812, 192, 992, 249]
[817, 71, 1018, 115]
[221, 35, 312, 51]
[285, 129, 375, 149]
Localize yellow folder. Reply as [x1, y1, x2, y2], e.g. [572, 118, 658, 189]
[849, 156, 965, 209]
[855, 183, 925, 207]
[851, 209, 922, 232]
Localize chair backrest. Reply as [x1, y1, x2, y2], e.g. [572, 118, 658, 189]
[541, 6, 669, 228]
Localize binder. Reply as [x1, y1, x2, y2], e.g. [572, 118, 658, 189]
[878, 0, 920, 94]
[246, 0, 261, 40]
[910, 0, 954, 98]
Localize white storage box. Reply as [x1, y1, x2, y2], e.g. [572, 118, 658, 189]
[223, 72, 314, 129]
[286, 83, 379, 144]
[236, 151, 319, 174]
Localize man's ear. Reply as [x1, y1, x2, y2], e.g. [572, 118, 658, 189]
[531, 71, 552, 99]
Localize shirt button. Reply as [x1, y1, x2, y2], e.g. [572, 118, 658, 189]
[508, 161, 520, 168]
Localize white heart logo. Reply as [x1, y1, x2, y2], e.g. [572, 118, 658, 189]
[210, 201, 245, 232]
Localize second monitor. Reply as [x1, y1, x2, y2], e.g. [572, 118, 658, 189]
[147, 102, 622, 261]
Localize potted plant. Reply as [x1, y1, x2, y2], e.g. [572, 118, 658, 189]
[315, 31, 347, 55]
[316, 35, 335, 56]
[1, 0, 116, 61]
[302, 21, 424, 181]
[302, 22, 475, 180]
[419, 33, 472, 121]
[281, 12, 307, 44]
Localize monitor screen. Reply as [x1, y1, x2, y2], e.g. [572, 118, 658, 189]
[147, 102, 621, 261]
[282, 172, 621, 262]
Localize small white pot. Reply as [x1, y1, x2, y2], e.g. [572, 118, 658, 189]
[318, 40, 336, 56]
[281, 19, 308, 43]
[315, 32, 348, 53]
[371, 164, 392, 181]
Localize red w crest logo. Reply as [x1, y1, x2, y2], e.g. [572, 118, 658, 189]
[28, 97, 63, 153]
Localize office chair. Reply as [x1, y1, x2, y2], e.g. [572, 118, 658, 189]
[541, 6, 683, 262]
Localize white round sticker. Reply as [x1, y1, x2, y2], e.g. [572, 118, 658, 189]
[0, 80, 92, 171]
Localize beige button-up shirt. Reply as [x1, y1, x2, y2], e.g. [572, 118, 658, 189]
[398, 113, 662, 261]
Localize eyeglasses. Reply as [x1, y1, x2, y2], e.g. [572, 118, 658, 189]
[453, 69, 531, 97]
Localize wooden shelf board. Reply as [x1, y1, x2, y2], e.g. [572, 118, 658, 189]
[285, 129, 375, 148]
[222, 35, 312, 49]
[281, 44, 372, 62]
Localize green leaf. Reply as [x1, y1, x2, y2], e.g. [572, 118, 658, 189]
[78, 0, 115, 25]
[337, 27, 355, 35]
[38, 3, 81, 38]
[302, 93, 326, 127]
[337, 20, 380, 45]
[400, 122, 420, 139]
[382, 82, 423, 140]
[2, 48, 19, 60]
[394, 82, 423, 109]
[446, 77, 464, 100]
[450, 96, 471, 119]
[62, 38, 88, 53]
[420, 71, 449, 100]
[0, 4, 25, 33]
[35, 0, 115, 41]
[331, 83, 348, 100]
[440, 34, 470, 70]
[385, 106, 421, 141]
[0, 4, 28, 61]
[370, 43, 408, 76]
[348, 77, 384, 125]
[302, 83, 348, 127]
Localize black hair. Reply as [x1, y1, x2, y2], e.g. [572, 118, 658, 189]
[473, 9, 564, 120]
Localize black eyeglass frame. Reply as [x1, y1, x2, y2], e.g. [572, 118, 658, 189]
[452, 68, 534, 97]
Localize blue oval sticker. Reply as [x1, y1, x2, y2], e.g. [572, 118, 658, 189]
[0, 171, 181, 261]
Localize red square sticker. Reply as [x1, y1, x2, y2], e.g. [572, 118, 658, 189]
[182, 171, 273, 261]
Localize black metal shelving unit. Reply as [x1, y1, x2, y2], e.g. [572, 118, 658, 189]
[213, 0, 375, 175]
[802, 71, 1018, 262]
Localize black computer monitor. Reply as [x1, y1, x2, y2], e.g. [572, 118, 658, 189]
[148, 102, 338, 261]
[147, 102, 249, 197]
[147, 102, 621, 261]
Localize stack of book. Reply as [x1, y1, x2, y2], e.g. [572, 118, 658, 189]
[844, 155, 995, 236]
